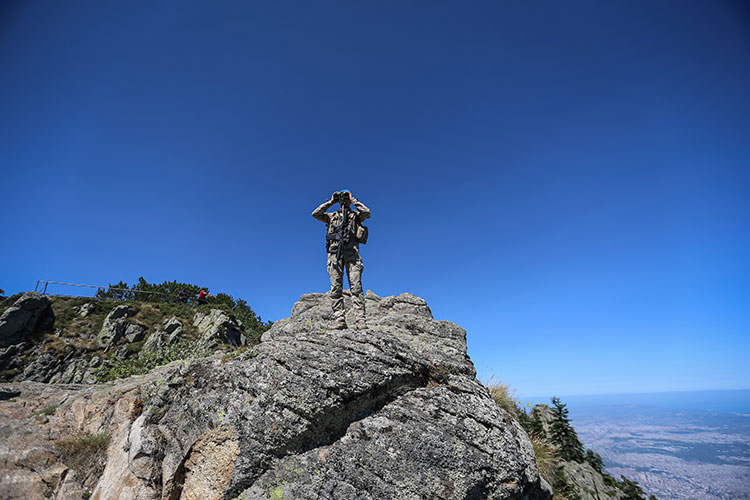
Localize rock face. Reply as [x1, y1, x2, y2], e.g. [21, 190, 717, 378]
[141, 316, 184, 355]
[97, 305, 138, 349]
[526, 404, 624, 500]
[74, 302, 96, 318]
[0, 291, 551, 500]
[562, 461, 624, 500]
[193, 309, 246, 349]
[0, 292, 55, 346]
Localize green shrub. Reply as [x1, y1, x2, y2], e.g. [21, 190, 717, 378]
[552, 467, 583, 500]
[33, 405, 58, 416]
[0, 368, 20, 380]
[585, 448, 604, 473]
[602, 473, 618, 488]
[94, 277, 272, 339]
[0, 293, 23, 314]
[617, 476, 648, 499]
[96, 337, 211, 382]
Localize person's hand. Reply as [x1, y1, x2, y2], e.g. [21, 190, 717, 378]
[329, 192, 338, 204]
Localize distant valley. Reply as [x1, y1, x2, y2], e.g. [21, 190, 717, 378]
[551, 391, 750, 500]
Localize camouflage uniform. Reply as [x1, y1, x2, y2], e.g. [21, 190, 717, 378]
[312, 197, 371, 329]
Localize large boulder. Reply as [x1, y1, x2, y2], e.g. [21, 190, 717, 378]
[0, 292, 551, 500]
[529, 404, 555, 438]
[97, 305, 137, 349]
[0, 293, 55, 347]
[141, 316, 184, 356]
[193, 309, 245, 349]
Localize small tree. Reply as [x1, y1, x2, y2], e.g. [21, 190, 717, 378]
[618, 476, 647, 500]
[550, 396, 585, 462]
[585, 449, 604, 473]
[95, 281, 133, 301]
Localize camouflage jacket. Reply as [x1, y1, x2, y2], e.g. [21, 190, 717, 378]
[312, 198, 371, 258]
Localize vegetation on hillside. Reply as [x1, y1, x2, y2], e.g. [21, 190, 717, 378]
[95, 277, 272, 338]
[486, 380, 656, 500]
[0, 278, 273, 384]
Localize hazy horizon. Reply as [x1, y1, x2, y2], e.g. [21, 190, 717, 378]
[523, 389, 750, 414]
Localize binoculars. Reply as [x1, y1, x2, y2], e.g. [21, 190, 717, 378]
[335, 191, 351, 203]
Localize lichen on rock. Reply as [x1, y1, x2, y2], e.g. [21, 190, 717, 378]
[0, 292, 552, 500]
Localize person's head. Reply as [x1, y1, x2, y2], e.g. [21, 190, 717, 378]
[335, 190, 351, 207]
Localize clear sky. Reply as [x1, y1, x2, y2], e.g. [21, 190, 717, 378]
[1, 1, 748, 397]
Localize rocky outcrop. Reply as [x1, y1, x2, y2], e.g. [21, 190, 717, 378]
[141, 316, 184, 356]
[97, 305, 138, 349]
[193, 309, 246, 349]
[0, 292, 55, 347]
[74, 302, 96, 318]
[529, 404, 554, 437]
[0, 291, 551, 500]
[562, 461, 624, 500]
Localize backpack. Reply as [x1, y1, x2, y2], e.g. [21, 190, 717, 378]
[355, 222, 368, 244]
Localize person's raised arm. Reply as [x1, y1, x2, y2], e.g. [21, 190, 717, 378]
[312, 192, 337, 223]
[350, 195, 370, 221]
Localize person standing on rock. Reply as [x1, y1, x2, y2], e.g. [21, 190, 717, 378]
[312, 190, 370, 329]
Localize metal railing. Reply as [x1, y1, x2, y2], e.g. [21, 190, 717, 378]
[33, 280, 192, 302]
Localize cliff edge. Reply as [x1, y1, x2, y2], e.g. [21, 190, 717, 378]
[0, 291, 551, 500]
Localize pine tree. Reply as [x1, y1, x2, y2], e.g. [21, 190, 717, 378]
[550, 396, 585, 462]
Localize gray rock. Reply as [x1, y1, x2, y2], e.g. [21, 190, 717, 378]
[144, 292, 549, 500]
[74, 302, 96, 318]
[0, 343, 24, 374]
[0, 293, 55, 347]
[0, 292, 552, 500]
[141, 317, 183, 357]
[164, 317, 183, 342]
[193, 309, 245, 349]
[59, 358, 88, 384]
[124, 323, 147, 343]
[530, 404, 554, 439]
[97, 305, 137, 349]
[562, 461, 624, 500]
[22, 352, 62, 383]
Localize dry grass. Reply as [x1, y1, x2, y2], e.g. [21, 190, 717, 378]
[485, 377, 520, 419]
[530, 434, 557, 486]
[55, 432, 111, 480]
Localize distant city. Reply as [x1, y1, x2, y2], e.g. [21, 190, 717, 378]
[525, 390, 750, 500]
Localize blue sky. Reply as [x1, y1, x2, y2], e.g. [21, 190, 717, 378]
[1, 1, 748, 397]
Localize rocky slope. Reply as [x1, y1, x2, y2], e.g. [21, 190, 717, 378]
[0, 291, 552, 500]
[0, 294, 250, 385]
[527, 404, 626, 500]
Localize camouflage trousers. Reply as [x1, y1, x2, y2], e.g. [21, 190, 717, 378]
[327, 253, 365, 323]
